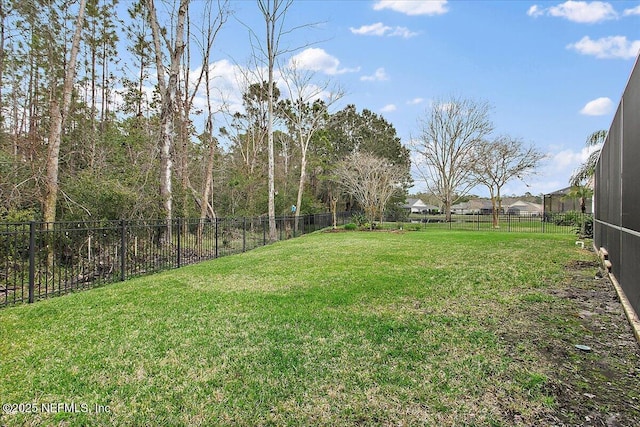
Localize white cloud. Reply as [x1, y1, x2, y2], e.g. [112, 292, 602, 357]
[407, 98, 425, 105]
[380, 104, 397, 112]
[580, 97, 614, 115]
[389, 26, 420, 38]
[350, 22, 391, 36]
[289, 48, 359, 75]
[549, 1, 617, 23]
[623, 5, 640, 16]
[528, 1, 617, 23]
[493, 145, 601, 196]
[527, 5, 544, 18]
[525, 147, 588, 193]
[550, 147, 596, 171]
[361, 68, 389, 81]
[350, 22, 419, 38]
[567, 35, 640, 59]
[373, 0, 448, 16]
[187, 59, 247, 114]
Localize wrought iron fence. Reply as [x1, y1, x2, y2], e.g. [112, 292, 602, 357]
[0, 213, 351, 307]
[398, 212, 591, 235]
[1, 210, 588, 308]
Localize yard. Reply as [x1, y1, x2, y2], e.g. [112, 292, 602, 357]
[0, 230, 638, 426]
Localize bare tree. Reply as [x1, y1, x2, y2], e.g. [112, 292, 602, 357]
[198, 2, 230, 223]
[279, 59, 344, 231]
[254, 0, 294, 241]
[43, 0, 87, 224]
[175, 0, 229, 224]
[470, 136, 545, 228]
[413, 97, 494, 222]
[334, 151, 405, 229]
[147, 0, 188, 240]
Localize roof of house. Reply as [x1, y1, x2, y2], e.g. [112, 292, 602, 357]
[404, 198, 439, 210]
[451, 199, 543, 212]
[545, 186, 573, 196]
[405, 198, 428, 208]
[452, 199, 494, 210]
[507, 200, 543, 212]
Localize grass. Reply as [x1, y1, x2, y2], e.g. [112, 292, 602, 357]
[0, 230, 594, 426]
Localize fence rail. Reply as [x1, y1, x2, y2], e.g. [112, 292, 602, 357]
[1, 211, 587, 308]
[0, 213, 351, 308]
[401, 212, 591, 234]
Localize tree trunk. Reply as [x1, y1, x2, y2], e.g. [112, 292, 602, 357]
[258, 0, 290, 242]
[200, 137, 217, 220]
[294, 153, 306, 231]
[42, 0, 87, 223]
[43, 101, 62, 224]
[267, 54, 277, 242]
[491, 195, 499, 228]
[331, 195, 337, 229]
[495, 188, 502, 228]
[147, 0, 189, 242]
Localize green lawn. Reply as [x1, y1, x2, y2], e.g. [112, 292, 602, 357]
[0, 230, 594, 426]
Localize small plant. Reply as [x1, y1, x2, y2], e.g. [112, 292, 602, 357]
[574, 215, 593, 239]
[553, 211, 580, 226]
[351, 213, 368, 227]
[344, 223, 357, 231]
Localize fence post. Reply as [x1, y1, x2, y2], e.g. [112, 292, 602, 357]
[120, 220, 126, 281]
[242, 217, 246, 252]
[28, 221, 36, 303]
[215, 218, 219, 258]
[177, 218, 182, 268]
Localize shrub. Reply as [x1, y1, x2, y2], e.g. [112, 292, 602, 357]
[351, 213, 367, 227]
[344, 223, 357, 231]
[553, 211, 585, 227]
[575, 216, 593, 239]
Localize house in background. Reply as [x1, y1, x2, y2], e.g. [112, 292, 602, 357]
[403, 198, 439, 214]
[506, 200, 543, 216]
[451, 199, 543, 216]
[451, 199, 495, 214]
[543, 187, 593, 214]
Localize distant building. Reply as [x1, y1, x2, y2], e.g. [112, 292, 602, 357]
[451, 199, 543, 215]
[506, 200, 543, 216]
[451, 199, 495, 214]
[403, 198, 439, 214]
[543, 187, 593, 214]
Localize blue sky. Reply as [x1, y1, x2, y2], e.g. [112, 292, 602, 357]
[182, 0, 640, 197]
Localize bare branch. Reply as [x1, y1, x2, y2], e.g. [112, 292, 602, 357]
[412, 96, 493, 221]
[334, 151, 405, 228]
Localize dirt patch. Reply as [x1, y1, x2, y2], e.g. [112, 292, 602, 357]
[501, 254, 640, 426]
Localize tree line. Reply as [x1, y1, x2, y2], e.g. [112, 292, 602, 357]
[0, 0, 411, 235]
[0, 0, 544, 234]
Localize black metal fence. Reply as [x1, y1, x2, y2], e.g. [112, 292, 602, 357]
[594, 54, 640, 317]
[400, 212, 590, 235]
[0, 213, 351, 308]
